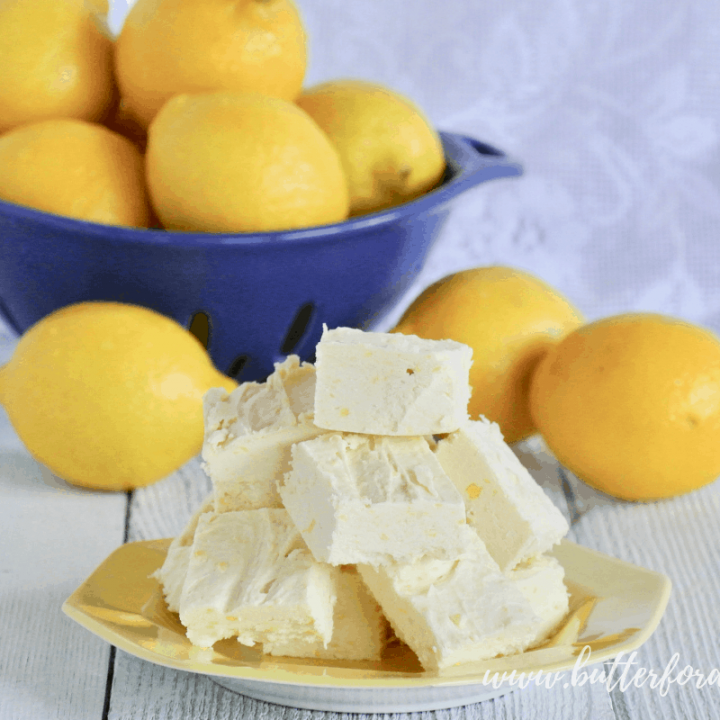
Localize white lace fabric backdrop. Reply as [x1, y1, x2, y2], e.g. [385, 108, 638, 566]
[11, 0, 714, 344]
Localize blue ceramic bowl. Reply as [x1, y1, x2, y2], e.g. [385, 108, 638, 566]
[0, 132, 521, 381]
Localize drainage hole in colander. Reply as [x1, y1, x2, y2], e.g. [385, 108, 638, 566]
[227, 355, 249, 380]
[188, 310, 211, 349]
[281, 302, 314, 355]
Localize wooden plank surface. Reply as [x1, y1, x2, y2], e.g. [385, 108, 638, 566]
[563, 466, 720, 720]
[0, 328, 129, 720]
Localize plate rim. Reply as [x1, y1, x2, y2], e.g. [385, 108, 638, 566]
[62, 537, 672, 690]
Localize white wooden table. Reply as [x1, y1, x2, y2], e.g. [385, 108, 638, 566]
[1, 323, 719, 720]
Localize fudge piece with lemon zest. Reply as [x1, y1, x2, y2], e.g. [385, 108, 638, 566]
[435, 418, 569, 571]
[179, 508, 337, 650]
[279, 432, 467, 566]
[202, 355, 326, 511]
[153, 493, 215, 613]
[313, 326, 473, 436]
[358, 525, 541, 672]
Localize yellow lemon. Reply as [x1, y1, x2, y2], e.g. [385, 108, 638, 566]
[0, 303, 237, 491]
[0, 0, 115, 133]
[297, 79, 446, 217]
[0, 119, 154, 228]
[529, 313, 720, 501]
[115, 0, 307, 128]
[393, 266, 584, 443]
[146, 92, 349, 232]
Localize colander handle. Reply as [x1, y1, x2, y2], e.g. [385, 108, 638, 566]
[439, 131, 523, 195]
[455, 135, 512, 159]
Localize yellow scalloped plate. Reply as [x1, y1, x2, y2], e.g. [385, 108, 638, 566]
[63, 538, 671, 712]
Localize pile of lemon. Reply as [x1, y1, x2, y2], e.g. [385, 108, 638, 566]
[0, 0, 445, 232]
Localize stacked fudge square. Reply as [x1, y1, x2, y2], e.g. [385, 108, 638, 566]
[155, 326, 570, 672]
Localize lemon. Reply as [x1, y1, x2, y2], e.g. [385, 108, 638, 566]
[0, 303, 236, 491]
[297, 79, 446, 216]
[146, 92, 349, 232]
[115, 0, 308, 128]
[530, 313, 720, 501]
[0, 0, 115, 134]
[0, 119, 154, 228]
[393, 266, 584, 443]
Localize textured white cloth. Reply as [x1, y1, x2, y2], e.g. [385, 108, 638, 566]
[291, 0, 720, 334]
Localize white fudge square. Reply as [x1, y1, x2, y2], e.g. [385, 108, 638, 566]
[313, 326, 473, 435]
[358, 526, 541, 672]
[435, 418, 569, 571]
[153, 494, 215, 613]
[179, 509, 336, 649]
[269, 566, 389, 661]
[202, 355, 326, 511]
[279, 433, 467, 566]
[511, 554, 569, 648]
